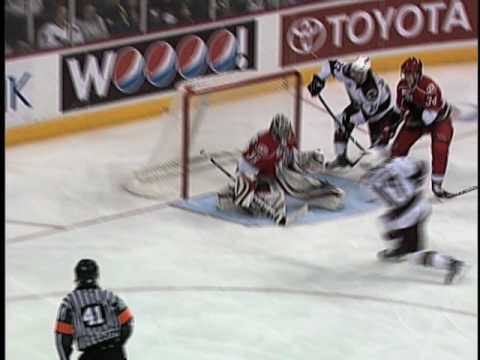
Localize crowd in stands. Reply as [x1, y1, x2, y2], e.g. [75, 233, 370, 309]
[5, 0, 322, 56]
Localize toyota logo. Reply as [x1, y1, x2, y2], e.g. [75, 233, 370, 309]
[287, 17, 327, 55]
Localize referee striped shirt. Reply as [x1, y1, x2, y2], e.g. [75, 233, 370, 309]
[55, 285, 133, 356]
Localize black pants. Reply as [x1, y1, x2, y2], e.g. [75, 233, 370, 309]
[384, 220, 426, 256]
[334, 105, 401, 147]
[79, 345, 126, 360]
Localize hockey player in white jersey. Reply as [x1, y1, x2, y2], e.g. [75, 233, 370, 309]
[308, 56, 401, 168]
[217, 114, 345, 225]
[365, 157, 465, 284]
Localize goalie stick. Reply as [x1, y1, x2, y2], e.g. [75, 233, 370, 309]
[199, 149, 235, 181]
[199, 149, 309, 226]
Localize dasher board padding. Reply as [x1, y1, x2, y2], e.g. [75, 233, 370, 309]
[172, 175, 382, 226]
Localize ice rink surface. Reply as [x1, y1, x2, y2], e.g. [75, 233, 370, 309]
[6, 63, 478, 359]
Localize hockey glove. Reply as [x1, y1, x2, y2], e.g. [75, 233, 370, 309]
[307, 75, 325, 97]
[380, 125, 396, 144]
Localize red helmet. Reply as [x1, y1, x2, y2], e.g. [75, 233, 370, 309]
[401, 57, 423, 78]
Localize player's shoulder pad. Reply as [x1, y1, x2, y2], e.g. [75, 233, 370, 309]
[328, 59, 343, 75]
[257, 129, 272, 141]
[372, 72, 387, 87]
[396, 78, 409, 90]
[417, 75, 439, 94]
[250, 130, 275, 149]
[328, 59, 338, 68]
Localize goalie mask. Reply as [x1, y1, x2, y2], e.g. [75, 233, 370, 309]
[270, 113, 292, 143]
[350, 56, 371, 84]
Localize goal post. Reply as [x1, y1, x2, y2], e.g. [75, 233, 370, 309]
[124, 69, 303, 200]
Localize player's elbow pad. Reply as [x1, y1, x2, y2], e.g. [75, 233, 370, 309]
[120, 321, 133, 344]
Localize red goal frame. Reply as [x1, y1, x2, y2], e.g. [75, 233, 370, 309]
[180, 70, 303, 199]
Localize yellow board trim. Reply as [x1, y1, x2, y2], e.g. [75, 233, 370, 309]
[6, 46, 477, 147]
[6, 97, 171, 146]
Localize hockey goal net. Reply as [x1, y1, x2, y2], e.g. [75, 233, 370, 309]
[124, 70, 303, 200]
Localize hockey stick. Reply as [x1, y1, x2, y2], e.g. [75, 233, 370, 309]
[199, 149, 235, 180]
[445, 185, 478, 199]
[317, 94, 371, 168]
[199, 149, 308, 226]
[317, 94, 368, 153]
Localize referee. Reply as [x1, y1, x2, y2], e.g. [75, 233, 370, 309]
[55, 259, 134, 360]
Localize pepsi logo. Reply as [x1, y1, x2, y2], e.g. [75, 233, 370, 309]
[113, 47, 145, 94]
[176, 35, 208, 79]
[144, 41, 177, 88]
[207, 30, 238, 73]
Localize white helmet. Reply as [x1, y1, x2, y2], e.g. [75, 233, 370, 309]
[350, 56, 371, 83]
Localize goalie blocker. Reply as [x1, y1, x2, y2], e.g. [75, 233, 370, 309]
[217, 114, 345, 225]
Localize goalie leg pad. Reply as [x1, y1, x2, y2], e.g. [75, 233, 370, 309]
[229, 176, 287, 223]
[217, 185, 238, 211]
[233, 175, 256, 208]
[250, 182, 287, 223]
[277, 166, 343, 198]
[292, 149, 326, 174]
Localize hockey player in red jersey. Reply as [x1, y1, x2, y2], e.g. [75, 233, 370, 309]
[217, 114, 344, 225]
[391, 57, 455, 198]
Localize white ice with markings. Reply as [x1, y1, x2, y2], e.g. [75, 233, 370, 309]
[6, 63, 477, 360]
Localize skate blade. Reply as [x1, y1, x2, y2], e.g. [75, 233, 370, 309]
[445, 263, 471, 285]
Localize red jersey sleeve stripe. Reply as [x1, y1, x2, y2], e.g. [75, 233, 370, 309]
[118, 308, 133, 325]
[55, 321, 74, 335]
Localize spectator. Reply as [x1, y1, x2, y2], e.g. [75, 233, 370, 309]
[77, 2, 110, 43]
[177, 1, 194, 24]
[6, 0, 44, 17]
[98, 0, 140, 35]
[125, 0, 140, 26]
[212, 0, 249, 18]
[148, 0, 185, 30]
[246, 0, 266, 12]
[5, 0, 44, 52]
[265, 0, 298, 9]
[37, 3, 84, 49]
[214, 0, 234, 18]
[188, 0, 210, 22]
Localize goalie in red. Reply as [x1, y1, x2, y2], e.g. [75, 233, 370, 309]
[390, 57, 455, 198]
[217, 114, 345, 225]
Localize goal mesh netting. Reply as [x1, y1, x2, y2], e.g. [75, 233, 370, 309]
[124, 70, 302, 200]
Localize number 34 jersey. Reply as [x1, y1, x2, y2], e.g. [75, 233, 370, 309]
[55, 286, 133, 350]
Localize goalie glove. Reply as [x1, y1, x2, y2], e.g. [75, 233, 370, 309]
[291, 148, 326, 174]
[307, 75, 325, 97]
